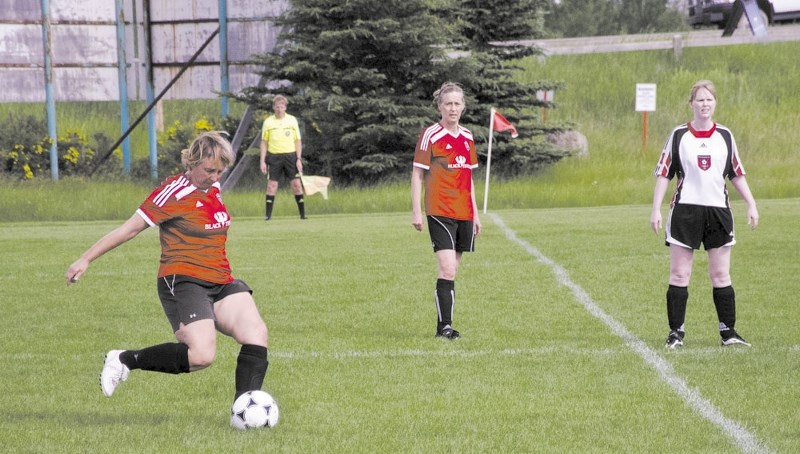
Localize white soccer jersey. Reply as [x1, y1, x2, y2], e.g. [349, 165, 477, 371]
[653, 123, 745, 208]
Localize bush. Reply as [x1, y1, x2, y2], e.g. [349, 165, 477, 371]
[0, 113, 121, 179]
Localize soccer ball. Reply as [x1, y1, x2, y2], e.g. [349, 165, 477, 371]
[230, 390, 280, 430]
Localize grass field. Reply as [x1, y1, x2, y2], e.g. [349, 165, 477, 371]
[2, 199, 798, 452]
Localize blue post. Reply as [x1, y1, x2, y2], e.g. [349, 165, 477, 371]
[40, 0, 58, 181]
[115, 0, 131, 173]
[218, 0, 229, 118]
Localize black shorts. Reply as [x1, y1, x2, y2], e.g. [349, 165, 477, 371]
[157, 275, 252, 332]
[266, 152, 299, 182]
[665, 203, 735, 250]
[427, 215, 475, 253]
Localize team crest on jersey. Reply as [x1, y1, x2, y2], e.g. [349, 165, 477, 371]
[205, 211, 231, 230]
[448, 154, 469, 169]
[697, 155, 711, 171]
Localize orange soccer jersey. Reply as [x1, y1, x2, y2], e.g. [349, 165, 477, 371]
[136, 175, 233, 284]
[413, 123, 478, 220]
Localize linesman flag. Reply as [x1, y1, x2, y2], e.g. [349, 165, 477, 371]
[483, 108, 519, 214]
[492, 110, 519, 138]
[300, 174, 331, 200]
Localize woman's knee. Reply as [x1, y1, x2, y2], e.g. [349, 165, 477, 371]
[188, 345, 217, 370]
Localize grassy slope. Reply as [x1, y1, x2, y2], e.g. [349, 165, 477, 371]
[2, 41, 800, 222]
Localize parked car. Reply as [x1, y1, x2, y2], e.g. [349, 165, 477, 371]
[687, 0, 800, 28]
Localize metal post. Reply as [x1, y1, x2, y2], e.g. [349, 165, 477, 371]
[142, 0, 158, 180]
[40, 0, 58, 180]
[218, 0, 229, 118]
[115, 0, 131, 173]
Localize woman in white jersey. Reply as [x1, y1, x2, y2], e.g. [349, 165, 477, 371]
[650, 80, 759, 349]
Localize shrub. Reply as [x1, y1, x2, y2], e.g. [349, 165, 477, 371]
[0, 113, 120, 179]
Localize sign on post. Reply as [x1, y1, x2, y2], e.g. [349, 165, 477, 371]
[536, 89, 555, 124]
[635, 83, 656, 151]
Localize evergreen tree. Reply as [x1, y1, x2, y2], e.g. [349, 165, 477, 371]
[454, 0, 568, 175]
[238, 0, 566, 183]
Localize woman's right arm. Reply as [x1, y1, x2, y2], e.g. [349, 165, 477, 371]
[650, 176, 670, 234]
[66, 213, 149, 285]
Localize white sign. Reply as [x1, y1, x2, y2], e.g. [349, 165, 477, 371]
[635, 83, 657, 112]
[536, 89, 555, 102]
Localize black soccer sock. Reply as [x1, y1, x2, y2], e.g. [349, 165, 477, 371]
[666, 285, 688, 335]
[234, 344, 269, 401]
[295, 194, 306, 219]
[265, 195, 275, 219]
[713, 285, 737, 336]
[119, 343, 190, 374]
[435, 278, 455, 331]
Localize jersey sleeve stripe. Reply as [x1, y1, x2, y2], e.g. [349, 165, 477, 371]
[413, 162, 430, 170]
[136, 208, 156, 227]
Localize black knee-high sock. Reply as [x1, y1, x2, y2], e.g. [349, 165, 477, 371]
[234, 344, 269, 401]
[713, 285, 736, 336]
[295, 194, 305, 219]
[666, 285, 688, 335]
[265, 195, 275, 219]
[119, 343, 190, 374]
[435, 278, 455, 331]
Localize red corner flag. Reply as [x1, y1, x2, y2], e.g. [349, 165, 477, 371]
[492, 110, 518, 138]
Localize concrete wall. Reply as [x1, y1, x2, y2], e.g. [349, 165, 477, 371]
[0, 0, 289, 102]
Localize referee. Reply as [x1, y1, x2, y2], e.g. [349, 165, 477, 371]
[259, 95, 305, 220]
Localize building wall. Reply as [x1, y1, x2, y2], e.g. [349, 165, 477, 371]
[0, 0, 289, 102]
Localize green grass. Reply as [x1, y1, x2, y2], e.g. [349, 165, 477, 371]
[1, 199, 799, 452]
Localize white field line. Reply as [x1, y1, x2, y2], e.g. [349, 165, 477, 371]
[489, 212, 772, 454]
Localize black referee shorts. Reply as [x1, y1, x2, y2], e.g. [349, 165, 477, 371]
[266, 152, 299, 182]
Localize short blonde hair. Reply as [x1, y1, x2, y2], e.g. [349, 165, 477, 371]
[433, 81, 465, 106]
[181, 131, 234, 170]
[689, 80, 717, 103]
[273, 94, 288, 106]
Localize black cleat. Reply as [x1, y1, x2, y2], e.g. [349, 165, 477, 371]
[665, 330, 684, 349]
[435, 325, 460, 340]
[721, 331, 751, 347]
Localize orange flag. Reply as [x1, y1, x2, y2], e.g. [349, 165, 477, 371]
[492, 110, 519, 138]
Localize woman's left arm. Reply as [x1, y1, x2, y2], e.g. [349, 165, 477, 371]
[731, 175, 759, 230]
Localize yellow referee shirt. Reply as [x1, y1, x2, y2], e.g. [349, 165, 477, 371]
[261, 114, 301, 154]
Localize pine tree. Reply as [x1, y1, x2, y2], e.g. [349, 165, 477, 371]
[238, 0, 567, 183]
[454, 0, 568, 176]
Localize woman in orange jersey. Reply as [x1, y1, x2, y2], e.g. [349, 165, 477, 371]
[66, 131, 270, 406]
[411, 81, 482, 339]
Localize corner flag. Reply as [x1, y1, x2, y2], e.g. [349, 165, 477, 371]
[492, 110, 519, 138]
[483, 108, 518, 214]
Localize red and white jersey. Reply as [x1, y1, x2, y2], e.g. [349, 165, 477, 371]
[654, 122, 745, 208]
[413, 123, 478, 220]
[136, 174, 233, 284]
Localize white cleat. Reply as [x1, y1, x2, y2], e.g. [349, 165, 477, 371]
[100, 350, 130, 397]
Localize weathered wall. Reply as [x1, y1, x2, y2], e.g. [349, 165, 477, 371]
[0, 0, 289, 102]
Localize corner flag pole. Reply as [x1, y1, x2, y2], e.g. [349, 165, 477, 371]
[483, 108, 496, 214]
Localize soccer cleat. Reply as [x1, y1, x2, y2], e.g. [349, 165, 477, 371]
[665, 330, 684, 349]
[435, 325, 460, 340]
[721, 331, 751, 347]
[100, 350, 130, 397]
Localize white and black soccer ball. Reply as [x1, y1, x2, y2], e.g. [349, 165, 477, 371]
[230, 390, 280, 430]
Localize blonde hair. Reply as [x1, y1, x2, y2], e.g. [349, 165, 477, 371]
[273, 94, 288, 106]
[181, 131, 234, 170]
[433, 81, 465, 106]
[689, 80, 717, 103]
